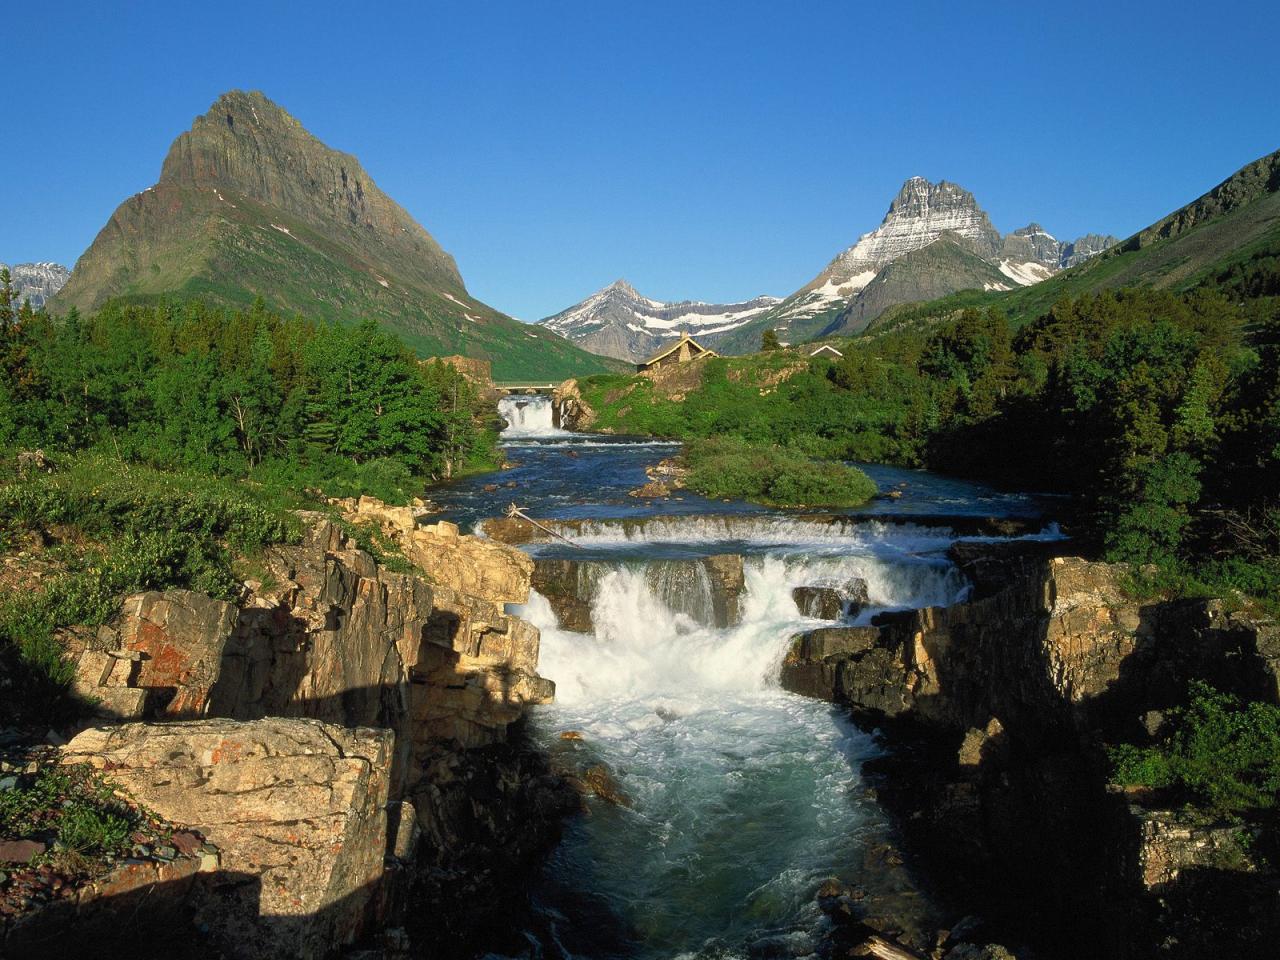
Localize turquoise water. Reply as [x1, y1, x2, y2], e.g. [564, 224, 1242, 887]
[433, 400, 1055, 959]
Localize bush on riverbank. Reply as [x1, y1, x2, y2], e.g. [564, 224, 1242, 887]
[682, 438, 877, 507]
[0, 455, 303, 726]
[1109, 681, 1280, 815]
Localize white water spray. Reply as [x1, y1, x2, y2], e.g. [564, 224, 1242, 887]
[512, 541, 952, 953]
[522, 546, 965, 709]
[498, 395, 567, 438]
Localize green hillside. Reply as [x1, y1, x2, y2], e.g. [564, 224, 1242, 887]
[51, 91, 621, 382]
[867, 147, 1280, 337]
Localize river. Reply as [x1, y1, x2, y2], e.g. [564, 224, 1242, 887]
[428, 396, 1058, 960]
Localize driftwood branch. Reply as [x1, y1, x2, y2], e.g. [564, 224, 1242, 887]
[506, 503, 582, 549]
[852, 935, 929, 960]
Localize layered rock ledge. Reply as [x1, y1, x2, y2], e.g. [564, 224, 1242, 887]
[10, 501, 575, 960]
[780, 541, 1280, 958]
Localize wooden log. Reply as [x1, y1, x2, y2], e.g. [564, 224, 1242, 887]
[505, 504, 582, 548]
[852, 935, 929, 960]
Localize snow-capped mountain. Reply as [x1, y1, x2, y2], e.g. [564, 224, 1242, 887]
[537, 279, 781, 362]
[1, 261, 71, 309]
[715, 178, 1117, 349]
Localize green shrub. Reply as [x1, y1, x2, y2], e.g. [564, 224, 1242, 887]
[0, 764, 144, 861]
[1109, 682, 1280, 815]
[682, 437, 877, 507]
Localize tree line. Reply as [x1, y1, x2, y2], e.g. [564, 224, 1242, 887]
[0, 273, 497, 500]
[578, 285, 1279, 605]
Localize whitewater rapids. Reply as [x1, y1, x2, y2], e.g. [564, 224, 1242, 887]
[507, 536, 967, 957]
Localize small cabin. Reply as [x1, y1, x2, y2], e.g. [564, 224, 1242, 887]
[637, 332, 717, 372]
[808, 344, 844, 360]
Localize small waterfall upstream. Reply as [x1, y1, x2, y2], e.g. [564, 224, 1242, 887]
[499, 394, 567, 438]
[508, 530, 971, 958]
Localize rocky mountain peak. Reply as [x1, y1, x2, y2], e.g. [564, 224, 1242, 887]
[828, 176, 1002, 279]
[156, 89, 464, 292]
[1, 261, 71, 309]
[1012, 222, 1054, 239]
[605, 278, 640, 297]
[886, 178, 982, 222]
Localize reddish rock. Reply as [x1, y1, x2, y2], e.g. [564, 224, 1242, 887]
[0, 840, 46, 864]
[170, 830, 203, 856]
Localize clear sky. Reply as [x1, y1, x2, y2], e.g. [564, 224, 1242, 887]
[3, 0, 1278, 319]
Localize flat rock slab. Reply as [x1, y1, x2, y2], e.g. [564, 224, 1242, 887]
[61, 717, 393, 960]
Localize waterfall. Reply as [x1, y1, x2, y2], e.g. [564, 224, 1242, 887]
[518, 545, 967, 708]
[498, 394, 566, 438]
[510, 541, 951, 954]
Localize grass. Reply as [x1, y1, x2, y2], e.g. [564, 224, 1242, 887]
[0, 453, 303, 726]
[681, 437, 877, 508]
[0, 763, 160, 869]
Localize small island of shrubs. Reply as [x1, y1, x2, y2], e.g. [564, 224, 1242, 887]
[681, 437, 877, 508]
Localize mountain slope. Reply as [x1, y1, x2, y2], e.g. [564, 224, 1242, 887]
[1, 262, 71, 309]
[50, 90, 618, 381]
[537, 279, 780, 361]
[866, 146, 1280, 335]
[825, 236, 1013, 336]
[715, 177, 1115, 352]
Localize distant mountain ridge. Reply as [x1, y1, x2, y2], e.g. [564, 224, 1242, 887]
[542, 177, 1116, 360]
[720, 177, 1117, 347]
[50, 90, 617, 381]
[537, 280, 781, 362]
[864, 146, 1280, 335]
[1, 261, 71, 309]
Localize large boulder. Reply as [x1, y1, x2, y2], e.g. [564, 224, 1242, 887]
[61, 718, 393, 960]
[793, 586, 845, 620]
[404, 520, 533, 605]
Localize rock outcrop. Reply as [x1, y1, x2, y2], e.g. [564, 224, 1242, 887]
[551, 378, 597, 432]
[62, 718, 393, 960]
[52, 503, 571, 959]
[781, 554, 1279, 739]
[781, 543, 1280, 958]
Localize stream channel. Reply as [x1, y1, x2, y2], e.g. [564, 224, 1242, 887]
[429, 395, 1059, 960]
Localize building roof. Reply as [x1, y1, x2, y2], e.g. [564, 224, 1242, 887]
[639, 332, 716, 367]
[809, 344, 844, 358]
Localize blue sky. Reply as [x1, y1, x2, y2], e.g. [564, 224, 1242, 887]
[3, 0, 1278, 319]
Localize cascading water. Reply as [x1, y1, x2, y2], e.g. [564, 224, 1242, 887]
[431, 424, 1057, 958]
[509, 532, 971, 958]
[499, 394, 567, 438]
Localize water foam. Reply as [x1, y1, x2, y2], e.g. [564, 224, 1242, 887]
[498, 395, 568, 438]
[513, 544, 936, 955]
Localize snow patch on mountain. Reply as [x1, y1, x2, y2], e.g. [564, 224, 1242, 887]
[998, 259, 1055, 286]
[1, 261, 72, 310]
[538, 279, 780, 362]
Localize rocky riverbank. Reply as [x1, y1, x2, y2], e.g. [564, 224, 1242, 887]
[780, 539, 1280, 959]
[2, 500, 578, 959]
